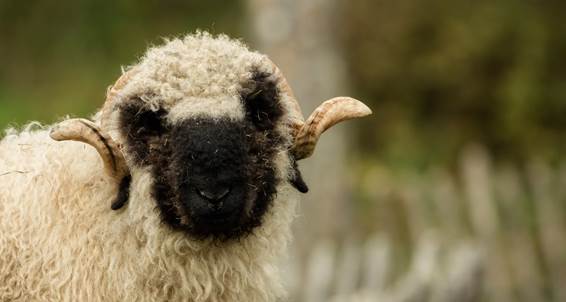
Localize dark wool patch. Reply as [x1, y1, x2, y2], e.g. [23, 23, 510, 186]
[151, 141, 181, 227]
[111, 174, 132, 210]
[115, 69, 301, 240]
[240, 69, 309, 195]
[240, 70, 284, 131]
[118, 97, 169, 166]
[150, 118, 283, 240]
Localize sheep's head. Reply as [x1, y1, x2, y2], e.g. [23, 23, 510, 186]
[50, 33, 371, 240]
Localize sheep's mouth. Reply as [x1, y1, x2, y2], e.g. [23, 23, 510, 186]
[177, 181, 266, 239]
[203, 208, 239, 220]
[147, 117, 281, 240]
[195, 201, 243, 225]
[192, 208, 245, 235]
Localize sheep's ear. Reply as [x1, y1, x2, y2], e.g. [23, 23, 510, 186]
[291, 97, 371, 160]
[119, 99, 169, 166]
[289, 158, 308, 193]
[50, 118, 132, 210]
[242, 71, 284, 131]
[110, 175, 132, 210]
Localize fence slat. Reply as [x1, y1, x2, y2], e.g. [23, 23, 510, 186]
[334, 241, 362, 298]
[527, 159, 566, 301]
[302, 240, 336, 302]
[361, 234, 391, 292]
[284, 149, 565, 302]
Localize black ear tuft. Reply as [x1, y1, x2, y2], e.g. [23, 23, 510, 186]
[111, 174, 132, 210]
[241, 71, 284, 130]
[289, 159, 309, 193]
[119, 98, 168, 166]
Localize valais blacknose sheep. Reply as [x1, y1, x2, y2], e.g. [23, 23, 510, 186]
[0, 32, 371, 301]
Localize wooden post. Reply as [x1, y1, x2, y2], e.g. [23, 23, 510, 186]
[248, 0, 353, 299]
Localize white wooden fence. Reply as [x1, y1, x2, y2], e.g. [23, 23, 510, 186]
[284, 145, 566, 302]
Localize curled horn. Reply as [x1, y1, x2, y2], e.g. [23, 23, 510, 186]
[50, 118, 128, 179]
[265, 58, 305, 135]
[291, 97, 372, 160]
[50, 69, 137, 210]
[100, 68, 139, 131]
[267, 58, 371, 194]
[266, 58, 372, 160]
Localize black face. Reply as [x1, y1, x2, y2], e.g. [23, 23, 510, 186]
[118, 70, 307, 240]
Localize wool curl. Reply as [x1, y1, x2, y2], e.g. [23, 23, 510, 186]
[0, 32, 301, 302]
[0, 124, 298, 302]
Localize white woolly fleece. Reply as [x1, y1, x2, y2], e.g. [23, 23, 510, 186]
[0, 33, 301, 301]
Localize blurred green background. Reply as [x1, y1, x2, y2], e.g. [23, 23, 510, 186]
[1, 0, 565, 164]
[2, 1, 566, 301]
[0, 0, 243, 131]
[342, 0, 566, 166]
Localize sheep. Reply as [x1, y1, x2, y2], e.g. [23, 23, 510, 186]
[0, 32, 371, 302]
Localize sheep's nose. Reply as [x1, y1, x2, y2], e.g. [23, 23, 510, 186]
[196, 186, 231, 204]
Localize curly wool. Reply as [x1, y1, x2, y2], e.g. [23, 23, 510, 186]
[0, 32, 301, 302]
[104, 32, 301, 142]
[0, 125, 298, 301]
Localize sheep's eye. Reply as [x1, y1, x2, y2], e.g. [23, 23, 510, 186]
[121, 99, 168, 138]
[242, 71, 283, 130]
[119, 98, 169, 166]
[132, 107, 167, 137]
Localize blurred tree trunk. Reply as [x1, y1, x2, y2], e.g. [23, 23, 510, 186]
[247, 0, 354, 299]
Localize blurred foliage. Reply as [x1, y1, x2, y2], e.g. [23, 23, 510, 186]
[0, 0, 243, 129]
[1, 0, 565, 166]
[2, 2, 565, 300]
[340, 0, 566, 166]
